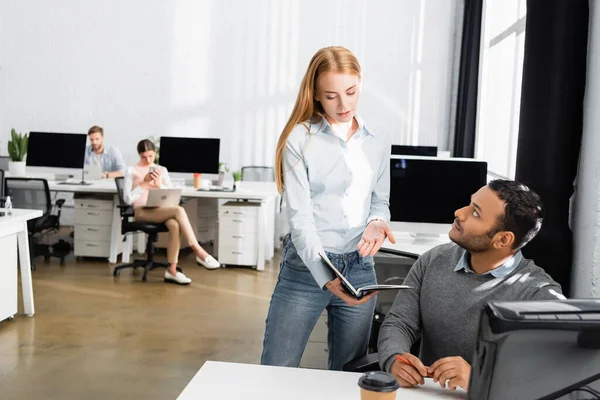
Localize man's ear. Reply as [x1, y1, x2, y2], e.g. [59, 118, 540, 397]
[493, 231, 515, 250]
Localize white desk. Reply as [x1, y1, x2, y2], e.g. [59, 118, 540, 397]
[46, 179, 278, 269]
[177, 361, 466, 400]
[0, 208, 44, 321]
[381, 232, 451, 258]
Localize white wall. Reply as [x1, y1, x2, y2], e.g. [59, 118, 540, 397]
[0, 0, 457, 171]
[572, 1, 600, 298]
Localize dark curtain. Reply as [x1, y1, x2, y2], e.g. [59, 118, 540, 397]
[453, 0, 483, 158]
[516, 0, 589, 297]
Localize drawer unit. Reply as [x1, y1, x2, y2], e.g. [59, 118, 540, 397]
[74, 195, 119, 258]
[218, 201, 260, 267]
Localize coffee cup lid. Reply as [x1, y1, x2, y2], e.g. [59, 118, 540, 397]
[358, 371, 400, 393]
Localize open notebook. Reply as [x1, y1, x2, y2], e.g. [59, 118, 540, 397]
[319, 253, 412, 300]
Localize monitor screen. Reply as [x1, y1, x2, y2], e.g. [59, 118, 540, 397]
[469, 300, 600, 400]
[389, 158, 487, 224]
[159, 137, 220, 174]
[391, 145, 437, 157]
[27, 132, 87, 168]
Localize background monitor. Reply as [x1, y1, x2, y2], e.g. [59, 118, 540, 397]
[469, 300, 600, 400]
[159, 137, 220, 174]
[391, 145, 438, 157]
[389, 157, 487, 234]
[27, 132, 87, 168]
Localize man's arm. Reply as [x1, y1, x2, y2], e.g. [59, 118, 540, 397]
[378, 253, 428, 372]
[107, 147, 126, 178]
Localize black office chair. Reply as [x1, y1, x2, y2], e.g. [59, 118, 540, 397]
[343, 248, 420, 373]
[0, 169, 4, 198]
[4, 177, 68, 268]
[241, 166, 275, 182]
[0, 156, 9, 173]
[112, 177, 182, 282]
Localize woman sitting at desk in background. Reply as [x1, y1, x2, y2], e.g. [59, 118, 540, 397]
[123, 139, 221, 285]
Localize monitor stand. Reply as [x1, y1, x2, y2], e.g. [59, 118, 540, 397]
[56, 169, 93, 186]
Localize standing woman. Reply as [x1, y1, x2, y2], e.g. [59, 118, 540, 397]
[261, 46, 396, 370]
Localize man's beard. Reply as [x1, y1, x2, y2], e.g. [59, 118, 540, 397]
[450, 229, 497, 253]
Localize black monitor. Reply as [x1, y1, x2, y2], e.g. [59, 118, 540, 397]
[469, 300, 600, 400]
[389, 157, 487, 224]
[27, 132, 87, 169]
[391, 145, 437, 157]
[159, 137, 220, 174]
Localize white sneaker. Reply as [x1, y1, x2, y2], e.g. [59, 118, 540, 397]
[196, 255, 221, 270]
[164, 271, 192, 285]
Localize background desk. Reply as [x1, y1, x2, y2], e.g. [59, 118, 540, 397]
[46, 180, 278, 269]
[177, 361, 467, 400]
[0, 208, 44, 322]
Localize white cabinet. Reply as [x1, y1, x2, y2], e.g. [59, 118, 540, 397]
[74, 195, 121, 258]
[196, 198, 218, 244]
[0, 234, 18, 322]
[218, 201, 260, 267]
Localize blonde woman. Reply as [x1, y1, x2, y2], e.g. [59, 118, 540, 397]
[123, 139, 221, 285]
[261, 47, 396, 370]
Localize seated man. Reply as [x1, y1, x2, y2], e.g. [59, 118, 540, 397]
[84, 125, 126, 178]
[378, 179, 565, 391]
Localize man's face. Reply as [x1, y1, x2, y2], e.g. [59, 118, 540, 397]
[89, 132, 104, 152]
[449, 186, 506, 253]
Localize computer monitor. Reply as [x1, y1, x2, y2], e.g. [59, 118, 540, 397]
[389, 156, 487, 235]
[391, 145, 438, 157]
[27, 132, 87, 169]
[469, 300, 600, 400]
[159, 137, 220, 174]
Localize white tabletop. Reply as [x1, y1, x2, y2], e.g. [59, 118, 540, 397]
[381, 232, 451, 257]
[177, 361, 466, 400]
[0, 208, 44, 223]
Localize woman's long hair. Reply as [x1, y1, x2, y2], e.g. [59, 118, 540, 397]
[274, 46, 361, 194]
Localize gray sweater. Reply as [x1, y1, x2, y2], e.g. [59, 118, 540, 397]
[378, 243, 564, 372]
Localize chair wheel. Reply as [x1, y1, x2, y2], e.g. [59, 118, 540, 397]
[44, 256, 50, 262]
[176, 266, 183, 272]
[113, 270, 120, 277]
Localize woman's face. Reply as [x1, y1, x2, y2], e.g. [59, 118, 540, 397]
[315, 71, 361, 124]
[139, 150, 156, 166]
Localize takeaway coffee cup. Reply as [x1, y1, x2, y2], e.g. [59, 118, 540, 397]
[358, 371, 400, 400]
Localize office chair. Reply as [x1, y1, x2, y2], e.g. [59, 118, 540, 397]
[4, 177, 68, 268]
[241, 166, 275, 182]
[342, 248, 420, 373]
[112, 177, 182, 282]
[0, 156, 9, 172]
[0, 169, 4, 198]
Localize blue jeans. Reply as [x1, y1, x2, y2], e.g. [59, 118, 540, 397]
[261, 234, 377, 370]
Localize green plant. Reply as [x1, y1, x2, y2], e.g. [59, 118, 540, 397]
[232, 170, 242, 182]
[148, 135, 160, 163]
[219, 162, 230, 173]
[7, 129, 28, 162]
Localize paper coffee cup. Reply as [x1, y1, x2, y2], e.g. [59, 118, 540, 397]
[358, 371, 400, 400]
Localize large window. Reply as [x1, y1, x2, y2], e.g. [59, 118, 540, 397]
[475, 0, 526, 178]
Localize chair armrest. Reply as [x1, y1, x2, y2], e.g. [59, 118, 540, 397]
[55, 199, 66, 208]
[117, 204, 135, 217]
[342, 352, 381, 372]
[377, 248, 419, 260]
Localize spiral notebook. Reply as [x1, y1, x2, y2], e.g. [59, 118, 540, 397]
[319, 253, 412, 299]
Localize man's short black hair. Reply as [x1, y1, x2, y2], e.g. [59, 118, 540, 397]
[488, 179, 544, 250]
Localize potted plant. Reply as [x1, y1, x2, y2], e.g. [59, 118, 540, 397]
[232, 170, 242, 183]
[212, 162, 230, 186]
[7, 129, 28, 176]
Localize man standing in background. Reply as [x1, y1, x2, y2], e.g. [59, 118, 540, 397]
[84, 125, 126, 178]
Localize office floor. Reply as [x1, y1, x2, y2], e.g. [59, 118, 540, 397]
[0, 245, 281, 400]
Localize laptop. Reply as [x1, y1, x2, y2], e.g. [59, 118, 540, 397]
[145, 188, 182, 208]
[83, 163, 102, 180]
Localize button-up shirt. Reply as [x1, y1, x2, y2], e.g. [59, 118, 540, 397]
[453, 250, 523, 278]
[84, 144, 126, 174]
[284, 116, 391, 288]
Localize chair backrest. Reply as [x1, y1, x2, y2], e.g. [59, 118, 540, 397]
[241, 166, 275, 182]
[4, 177, 52, 215]
[0, 156, 9, 172]
[114, 177, 128, 207]
[0, 169, 4, 198]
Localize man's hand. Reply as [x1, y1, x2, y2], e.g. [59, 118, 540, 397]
[429, 356, 471, 391]
[325, 278, 377, 306]
[357, 220, 396, 256]
[390, 353, 428, 387]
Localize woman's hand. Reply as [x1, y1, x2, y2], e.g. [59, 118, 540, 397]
[145, 168, 162, 188]
[325, 278, 377, 306]
[357, 220, 396, 256]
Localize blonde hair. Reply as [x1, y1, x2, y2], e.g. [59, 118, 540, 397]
[275, 46, 361, 193]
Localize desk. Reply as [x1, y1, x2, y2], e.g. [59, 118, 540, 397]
[0, 208, 44, 322]
[177, 361, 466, 400]
[46, 180, 277, 269]
[381, 232, 451, 258]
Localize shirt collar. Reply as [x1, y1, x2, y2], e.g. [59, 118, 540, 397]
[453, 250, 523, 278]
[307, 115, 373, 137]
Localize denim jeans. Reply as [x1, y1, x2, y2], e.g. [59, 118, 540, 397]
[261, 234, 377, 370]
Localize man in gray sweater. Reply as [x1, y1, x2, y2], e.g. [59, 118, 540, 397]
[378, 179, 565, 391]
